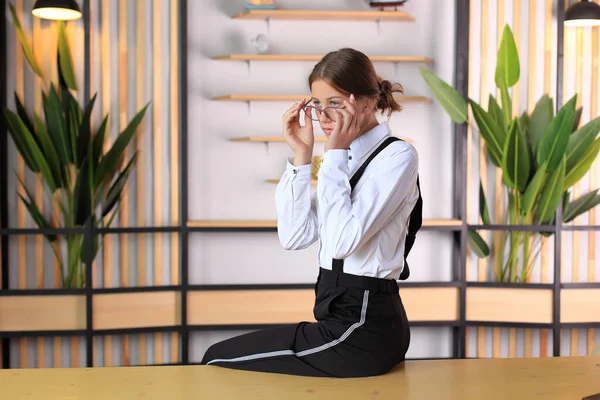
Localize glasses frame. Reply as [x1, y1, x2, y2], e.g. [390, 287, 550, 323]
[302, 98, 343, 122]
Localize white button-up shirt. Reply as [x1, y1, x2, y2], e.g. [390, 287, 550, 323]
[275, 121, 420, 280]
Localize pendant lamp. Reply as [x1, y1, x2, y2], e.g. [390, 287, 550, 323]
[565, 0, 600, 27]
[32, 0, 82, 20]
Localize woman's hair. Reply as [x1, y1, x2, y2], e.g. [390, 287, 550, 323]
[308, 48, 404, 117]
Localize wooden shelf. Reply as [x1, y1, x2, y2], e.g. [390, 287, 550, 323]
[187, 219, 462, 229]
[231, 9, 415, 22]
[213, 94, 432, 103]
[213, 54, 433, 63]
[231, 136, 413, 143]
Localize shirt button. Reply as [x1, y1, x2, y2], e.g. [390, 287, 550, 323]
[293, 169, 297, 174]
[349, 155, 353, 160]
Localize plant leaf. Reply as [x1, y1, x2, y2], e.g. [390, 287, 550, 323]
[519, 111, 529, 137]
[101, 153, 137, 218]
[566, 115, 600, 171]
[77, 94, 97, 168]
[469, 99, 506, 167]
[537, 94, 577, 173]
[6, 106, 59, 192]
[94, 103, 149, 186]
[73, 156, 91, 226]
[528, 95, 554, 156]
[521, 162, 547, 216]
[468, 230, 490, 258]
[564, 137, 600, 190]
[18, 193, 58, 242]
[572, 107, 583, 133]
[92, 114, 108, 168]
[57, 21, 78, 91]
[418, 67, 468, 124]
[16, 176, 61, 246]
[499, 83, 512, 127]
[8, 3, 43, 77]
[2, 107, 39, 172]
[14, 92, 36, 138]
[479, 181, 491, 225]
[43, 84, 71, 163]
[488, 95, 506, 133]
[495, 24, 520, 89]
[502, 118, 531, 192]
[537, 155, 566, 223]
[33, 112, 64, 189]
[563, 190, 600, 223]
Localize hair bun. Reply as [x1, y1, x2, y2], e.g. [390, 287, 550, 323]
[378, 79, 392, 94]
[376, 78, 403, 117]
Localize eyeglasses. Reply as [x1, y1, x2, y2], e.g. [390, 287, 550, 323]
[302, 99, 342, 122]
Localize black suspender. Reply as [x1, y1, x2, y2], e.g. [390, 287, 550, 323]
[331, 136, 423, 281]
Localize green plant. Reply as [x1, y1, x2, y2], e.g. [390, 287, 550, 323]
[419, 24, 600, 283]
[3, 3, 149, 288]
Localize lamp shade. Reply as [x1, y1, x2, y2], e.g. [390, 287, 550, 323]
[32, 0, 82, 20]
[565, 0, 600, 27]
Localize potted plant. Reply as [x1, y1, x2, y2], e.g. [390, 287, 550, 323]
[419, 24, 600, 283]
[2, 3, 149, 289]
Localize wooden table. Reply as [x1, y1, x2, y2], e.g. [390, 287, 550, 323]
[2, 356, 600, 399]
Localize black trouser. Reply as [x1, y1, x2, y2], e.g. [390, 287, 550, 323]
[200, 267, 411, 378]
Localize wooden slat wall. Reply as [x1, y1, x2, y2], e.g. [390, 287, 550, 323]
[4, 0, 180, 367]
[467, 0, 558, 358]
[467, 0, 600, 358]
[560, 0, 600, 357]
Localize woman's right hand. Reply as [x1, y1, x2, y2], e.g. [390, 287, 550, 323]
[282, 99, 314, 164]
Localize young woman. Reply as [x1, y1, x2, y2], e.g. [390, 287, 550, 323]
[200, 48, 422, 378]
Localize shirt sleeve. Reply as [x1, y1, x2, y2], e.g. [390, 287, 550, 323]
[275, 158, 319, 250]
[316, 143, 419, 259]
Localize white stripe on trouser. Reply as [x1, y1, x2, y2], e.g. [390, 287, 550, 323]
[206, 290, 370, 365]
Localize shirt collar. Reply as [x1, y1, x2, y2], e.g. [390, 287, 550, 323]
[349, 121, 391, 162]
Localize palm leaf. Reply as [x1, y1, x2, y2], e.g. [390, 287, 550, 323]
[521, 162, 548, 216]
[528, 95, 554, 156]
[479, 181, 491, 225]
[572, 107, 583, 133]
[418, 67, 468, 124]
[468, 230, 490, 258]
[8, 3, 43, 77]
[57, 21, 78, 91]
[43, 84, 71, 163]
[94, 103, 149, 186]
[564, 137, 600, 190]
[101, 153, 137, 218]
[77, 94, 97, 168]
[73, 156, 91, 226]
[16, 175, 57, 242]
[469, 100, 506, 167]
[14, 92, 36, 139]
[488, 95, 506, 133]
[536, 156, 566, 223]
[563, 190, 600, 223]
[33, 112, 64, 189]
[537, 95, 576, 173]
[92, 114, 108, 168]
[2, 107, 39, 172]
[502, 118, 530, 192]
[495, 24, 520, 89]
[566, 115, 600, 171]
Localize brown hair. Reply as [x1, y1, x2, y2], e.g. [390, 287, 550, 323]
[308, 48, 404, 117]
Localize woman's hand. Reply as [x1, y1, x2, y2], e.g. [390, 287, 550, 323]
[282, 99, 314, 165]
[325, 94, 365, 151]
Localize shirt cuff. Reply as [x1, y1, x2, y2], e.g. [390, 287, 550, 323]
[285, 158, 312, 178]
[321, 149, 349, 174]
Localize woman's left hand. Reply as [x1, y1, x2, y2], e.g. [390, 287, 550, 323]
[325, 94, 365, 151]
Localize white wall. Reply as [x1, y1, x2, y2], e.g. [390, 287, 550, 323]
[187, 0, 458, 359]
